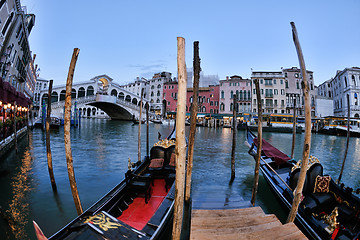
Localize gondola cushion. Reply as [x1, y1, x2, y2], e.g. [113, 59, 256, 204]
[313, 175, 331, 193]
[169, 153, 176, 167]
[149, 158, 164, 168]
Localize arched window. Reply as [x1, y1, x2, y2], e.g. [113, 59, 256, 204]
[125, 95, 131, 102]
[157, 91, 160, 96]
[71, 88, 76, 99]
[151, 91, 154, 97]
[60, 90, 66, 101]
[78, 87, 85, 97]
[352, 75, 356, 86]
[132, 98, 137, 105]
[156, 99, 160, 103]
[202, 106, 206, 112]
[51, 91, 58, 103]
[41, 94, 48, 104]
[111, 89, 117, 96]
[92, 108, 96, 116]
[230, 91, 233, 99]
[86, 86, 94, 96]
[221, 91, 224, 99]
[118, 92, 124, 100]
[344, 76, 347, 87]
[157, 84, 161, 88]
[220, 103, 225, 111]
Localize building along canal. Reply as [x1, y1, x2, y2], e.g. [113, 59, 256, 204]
[0, 118, 359, 239]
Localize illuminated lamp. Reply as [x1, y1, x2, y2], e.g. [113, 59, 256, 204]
[4, 105, 8, 110]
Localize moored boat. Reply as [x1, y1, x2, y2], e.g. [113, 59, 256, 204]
[37, 127, 178, 240]
[245, 126, 360, 240]
[315, 116, 360, 137]
[34, 116, 61, 129]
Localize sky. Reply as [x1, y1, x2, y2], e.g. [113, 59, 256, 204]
[20, 0, 360, 87]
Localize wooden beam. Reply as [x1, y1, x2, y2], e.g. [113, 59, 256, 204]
[64, 48, 83, 215]
[172, 37, 187, 240]
[287, 22, 311, 223]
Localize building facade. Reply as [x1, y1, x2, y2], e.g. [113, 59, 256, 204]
[251, 71, 286, 114]
[282, 67, 316, 117]
[331, 67, 360, 118]
[187, 85, 220, 115]
[0, 0, 35, 96]
[219, 75, 252, 114]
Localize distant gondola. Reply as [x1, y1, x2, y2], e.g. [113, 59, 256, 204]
[245, 126, 360, 240]
[36, 126, 178, 240]
[132, 119, 145, 125]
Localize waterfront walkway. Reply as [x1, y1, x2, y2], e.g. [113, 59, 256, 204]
[190, 187, 307, 240]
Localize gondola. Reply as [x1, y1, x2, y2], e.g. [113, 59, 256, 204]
[245, 126, 360, 240]
[36, 126, 177, 240]
[132, 119, 145, 125]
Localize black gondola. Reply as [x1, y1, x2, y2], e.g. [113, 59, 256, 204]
[36, 127, 177, 240]
[246, 126, 360, 240]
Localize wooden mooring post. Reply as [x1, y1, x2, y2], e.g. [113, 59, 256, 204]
[287, 22, 312, 223]
[172, 36, 187, 240]
[251, 79, 262, 206]
[46, 80, 57, 191]
[138, 88, 144, 163]
[291, 98, 297, 159]
[64, 48, 83, 215]
[185, 41, 200, 204]
[337, 94, 350, 183]
[230, 93, 237, 183]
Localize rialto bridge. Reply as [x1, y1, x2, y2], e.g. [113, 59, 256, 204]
[37, 75, 155, 120]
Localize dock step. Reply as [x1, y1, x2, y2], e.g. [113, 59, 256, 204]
[190, 207, 307, 240]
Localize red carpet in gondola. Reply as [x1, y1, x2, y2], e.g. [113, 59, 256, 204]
[117, 179, 168, 230]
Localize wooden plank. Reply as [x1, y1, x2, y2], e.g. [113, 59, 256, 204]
[191, 214, 280, 229]
[190, 207, 307, 240]
[192, 206, 264, 217]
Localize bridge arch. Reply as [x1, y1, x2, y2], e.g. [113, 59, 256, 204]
[51, 91, 58, 103]
[71, 88, 77, 99]
[60, 90, 66, 101]
[111, 89, 118, 96]
[87, 86, 94, 96]
[78, 87, 86, 97]
[132, 98, 138, 105]
[98, 78, 109, 94]
[118, 92, 124, 100]
[125, 95, 131, 102]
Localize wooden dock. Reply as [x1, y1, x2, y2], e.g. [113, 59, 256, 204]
[190, 187, 307, 239]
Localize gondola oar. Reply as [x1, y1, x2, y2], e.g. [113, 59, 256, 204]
[245, 140, 292, 192]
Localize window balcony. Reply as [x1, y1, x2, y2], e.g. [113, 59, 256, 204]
[265, 94, 273, 98]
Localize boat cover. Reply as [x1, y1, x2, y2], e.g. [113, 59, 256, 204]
[254, 137, 290, 165]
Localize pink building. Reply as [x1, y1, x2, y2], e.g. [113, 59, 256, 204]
[187, 85, 219, 114]
[163, 81, 178, 112]
[163, 81, 220, 115]
[219, 75, 252, 114]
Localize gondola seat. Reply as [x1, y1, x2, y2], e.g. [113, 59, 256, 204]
[163, 146, 176, 173]
[301, 163, 336, 214]
[149, 146, 166, 177]
[125, 170, 152, 204]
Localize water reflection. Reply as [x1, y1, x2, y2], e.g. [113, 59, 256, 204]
[0, 119, 359, 239]
[5, 132, 33, 239]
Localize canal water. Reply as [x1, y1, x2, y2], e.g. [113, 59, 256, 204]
[0, 119, 359, 239]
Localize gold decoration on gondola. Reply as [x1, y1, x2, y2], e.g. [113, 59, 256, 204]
[291, 155, 320, 173]
[83, 212, 122, 231]
[153, 139, 175, 148]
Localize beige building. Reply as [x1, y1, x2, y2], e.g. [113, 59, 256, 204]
[251, 71, 286, 114]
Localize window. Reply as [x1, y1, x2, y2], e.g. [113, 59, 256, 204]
[260, 79, 263, 84]
[280, 79, 283, 84]
[221, 91, 224, 99]
[273, 79, 276, 84]
[265, 79, 272, 85]
[220, 103, 225, 111]
[296, 81, 299, 89]
[274, 89, 278, 95]
[261, 89, 264, 95]
[344, 76, 347, 87]
[295, 73, 299, 78]
[285, 81, 289, 88]
[230, 91, 233, 99]
[281, 89, 285, 95]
